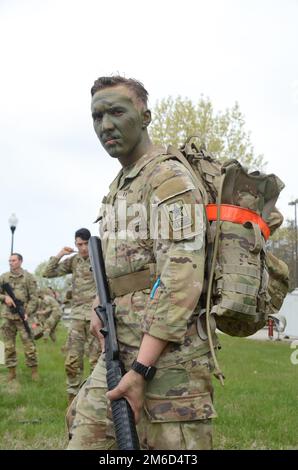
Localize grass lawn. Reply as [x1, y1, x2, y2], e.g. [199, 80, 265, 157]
[0, 326, 297, 449]
[0, 323, 70, 449]
[213, 334, 298, 449]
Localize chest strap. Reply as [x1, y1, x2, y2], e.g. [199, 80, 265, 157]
[108, 263, 156, 298]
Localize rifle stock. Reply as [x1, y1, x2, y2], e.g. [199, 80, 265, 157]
[89, 236, 140, 450]
[1, 283, 33, 339]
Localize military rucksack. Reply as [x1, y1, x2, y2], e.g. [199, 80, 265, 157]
[167, 137, 289, 339]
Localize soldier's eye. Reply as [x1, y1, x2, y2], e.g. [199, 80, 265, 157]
[111, 109, 124, 116]
[92, 112, 103, 121]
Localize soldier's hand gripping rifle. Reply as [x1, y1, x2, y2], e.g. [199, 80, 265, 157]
[1, 283, 33, 339]
[88, 236, 140, 450]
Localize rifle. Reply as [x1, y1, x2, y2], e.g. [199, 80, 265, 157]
[1, 283, 33, 339]
[88, 236, 140, 450]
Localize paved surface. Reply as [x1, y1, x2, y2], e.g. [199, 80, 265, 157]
[217, 328, 298, 342]
[247, 328, 298, 343]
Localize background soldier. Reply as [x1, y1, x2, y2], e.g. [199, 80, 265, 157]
[43, 228, 100, 404]
[32, 288, 62, 342]
[0, 253, 39, 381]
[67, 76, 218, 450]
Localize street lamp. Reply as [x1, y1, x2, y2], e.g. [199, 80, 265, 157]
[288, 199, 298, 288]
[8, 213, 18, 255]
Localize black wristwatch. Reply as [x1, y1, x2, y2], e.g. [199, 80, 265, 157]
[131, 360, 157, 381]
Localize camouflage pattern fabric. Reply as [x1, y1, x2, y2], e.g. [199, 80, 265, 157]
[43, 255, 96, 321]
[266, 251, 289, 314]
[43, 254, 99, 395]
[172, 143, 287, 337]
[34, 294, 62, 338]
[0, 269, 38, 369]
[211, 220, 268, 337]
[67, 147, 218, 449]
[1, 318, 37, 367]
[0, 269, 38, 319]
[67, 352, 216, 450]
[65, 319, 101, 395]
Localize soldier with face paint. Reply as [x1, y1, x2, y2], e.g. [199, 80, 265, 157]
[67, 76, 219, 450]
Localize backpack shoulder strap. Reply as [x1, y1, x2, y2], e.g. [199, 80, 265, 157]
[166, 144, 209, 204]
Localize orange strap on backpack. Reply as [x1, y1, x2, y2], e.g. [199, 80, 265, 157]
[206, 204, 270, 240]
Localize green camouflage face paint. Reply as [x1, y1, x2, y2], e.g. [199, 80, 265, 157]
[91, 86, 149, 166]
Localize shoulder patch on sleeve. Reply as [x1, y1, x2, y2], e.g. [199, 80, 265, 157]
[153, 189, 205, 241]
[153, 175, 196, 205]
[149, 159, 198, 205]
[166, 198, 193, 232]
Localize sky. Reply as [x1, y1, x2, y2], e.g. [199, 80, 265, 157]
[0, 0, 297, 273]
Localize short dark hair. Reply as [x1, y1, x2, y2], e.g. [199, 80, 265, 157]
[91, 76, 149, 108]
[75, 228, 91, 241]
[11, 253, 23, 262]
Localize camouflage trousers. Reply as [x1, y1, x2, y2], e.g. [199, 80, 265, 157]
[1, 318, 37, 368]
[66, 352, 217, 450]
[65, 319, 101, 395]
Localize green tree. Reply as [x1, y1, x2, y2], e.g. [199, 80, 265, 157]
[150, 96, 265, 170]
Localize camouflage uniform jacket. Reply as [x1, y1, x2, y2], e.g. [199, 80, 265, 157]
[0, 269, 38, 320]
[36, 294, 62, 320]
[99, 145, 218, 370]
[42, 255, 96, 320]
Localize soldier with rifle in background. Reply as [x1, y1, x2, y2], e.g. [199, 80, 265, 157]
[0, 253, 39, 381]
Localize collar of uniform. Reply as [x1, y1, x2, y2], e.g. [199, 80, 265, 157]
[76, 254, 89, 262]
[108, 169, 125, 195]
[9, 268, 24, 277]
[108, 145, 166, 193]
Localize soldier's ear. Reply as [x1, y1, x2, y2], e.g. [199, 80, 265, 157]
[142, 109, 151, 129]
